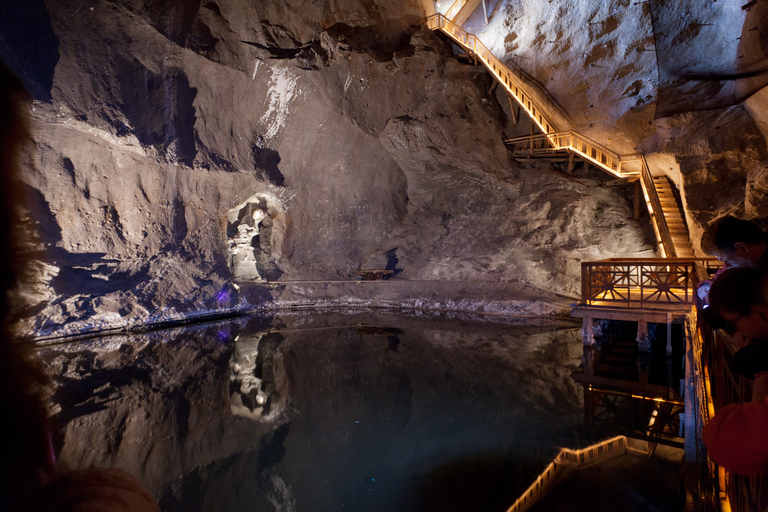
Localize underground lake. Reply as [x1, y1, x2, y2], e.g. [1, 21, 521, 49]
[37, 311, 684, 512]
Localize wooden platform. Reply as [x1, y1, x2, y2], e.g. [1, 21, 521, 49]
[571, 304, 690, 324]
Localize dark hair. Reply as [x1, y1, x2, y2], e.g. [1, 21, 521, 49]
[701, 216, 768, 256]
[0, 60, 53, 511]
[709, 267, 768, 317]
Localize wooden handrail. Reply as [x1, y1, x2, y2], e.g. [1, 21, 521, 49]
[505, 436, 629, 512]
[637, 155, 675, 257]
[687, 309, 734, 512]
[428, 13, 689, 258]
[427, 14, 563, 136]
[505, 132, 633, 178]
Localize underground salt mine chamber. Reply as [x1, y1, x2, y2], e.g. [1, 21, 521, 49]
[1, 0, 767, 510]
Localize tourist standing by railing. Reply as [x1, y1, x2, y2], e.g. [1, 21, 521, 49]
[703, 267, 768, 477]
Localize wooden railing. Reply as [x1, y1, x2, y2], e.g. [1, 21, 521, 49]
[701, 319, 768, 512]
[506, 436, 630, 512]
[686, 308, 720, 511]
[427, 13, 563, 136]
[635, 154, 675, 257]
[578, 259, 722, 310]
[428, 13, 687, 259]
[505, 132, 633, 179]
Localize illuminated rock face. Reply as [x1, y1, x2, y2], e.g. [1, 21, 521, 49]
[468, 0, 768, 237]
[7, 0, 765, 337]
[227, 194, 286, 281]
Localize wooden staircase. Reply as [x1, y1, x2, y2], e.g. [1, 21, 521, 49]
[653, 176, 694, 258]
[427, 11, 695, 259]
[445, 0, 484, 26]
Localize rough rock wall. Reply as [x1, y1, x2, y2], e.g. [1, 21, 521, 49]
[1, 0, 656, 337]
[477, 0, 768, 241]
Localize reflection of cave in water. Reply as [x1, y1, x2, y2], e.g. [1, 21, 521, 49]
[229, 331, 286, 420]
[40, 312, 683, 512]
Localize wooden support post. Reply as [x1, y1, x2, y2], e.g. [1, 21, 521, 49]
[582, 317, 598, 346]
[567, 152, 575, 174]
[666, 312, 673, 355]
[667, 356, 675, 399]
[509, 97, 519, 124]
[633, 180, 641, 219]
[638, 355, 649, 385]
[584, 386, 594, 426]
[488, 80, 498, 95]
[637, 320, 652, 352]
[583, 346, 596, 376]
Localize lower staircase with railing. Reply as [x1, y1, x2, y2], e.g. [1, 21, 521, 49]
[654, 176, 695, 258]
[505, 436, 650, 512]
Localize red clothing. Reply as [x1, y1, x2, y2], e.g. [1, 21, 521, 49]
[704, 395, 768, 475]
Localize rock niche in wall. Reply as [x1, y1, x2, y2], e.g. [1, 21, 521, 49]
[227, 193, 286, 282]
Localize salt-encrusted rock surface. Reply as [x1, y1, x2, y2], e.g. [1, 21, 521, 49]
[472, 0, 768, 244]
[26, 0, 768, 338]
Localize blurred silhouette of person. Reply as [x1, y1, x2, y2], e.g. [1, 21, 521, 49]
[697, 216, 768, 303]
[701, 215, 768, 268]
[0, 61, 159, 511]
[704, 266, 768, 474]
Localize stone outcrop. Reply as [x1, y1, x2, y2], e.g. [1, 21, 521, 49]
[10, 0, 767, 337]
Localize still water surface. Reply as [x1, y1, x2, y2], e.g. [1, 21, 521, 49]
[38, 311, 670, 511]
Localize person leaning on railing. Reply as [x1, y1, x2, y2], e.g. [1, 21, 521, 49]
[702, 267, 768, 475]
[697, 216, 768, 303]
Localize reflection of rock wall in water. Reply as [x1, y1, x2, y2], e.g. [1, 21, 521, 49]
[39, 313, 587, 510]
[229, 332, 288, 419]
[37, 318, 283, 505]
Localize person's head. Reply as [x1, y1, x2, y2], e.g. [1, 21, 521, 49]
[709, 267, 768, 339]
[701, 216, 768, 268]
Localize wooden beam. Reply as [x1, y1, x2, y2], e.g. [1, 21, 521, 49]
[633, 180, 641, 219]
[572, 372, 678, 397]
[742, 0, 758, 10]
[571, 305, 689, 324]
[509, 96, 519, 124]
[452, 0, 483, 26]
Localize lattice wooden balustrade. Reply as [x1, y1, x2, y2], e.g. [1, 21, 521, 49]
[578, 258, 720, 311]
